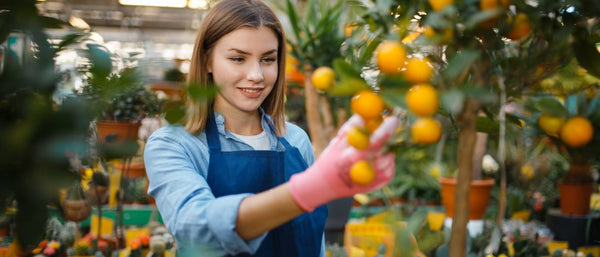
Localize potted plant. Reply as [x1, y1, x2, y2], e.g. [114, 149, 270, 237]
[525, 87, 600, 215]
[78, 60, 161, 146]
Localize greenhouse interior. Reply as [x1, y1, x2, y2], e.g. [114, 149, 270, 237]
[1, 0, 600, 257]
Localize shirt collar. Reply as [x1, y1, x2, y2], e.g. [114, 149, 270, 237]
[212, 107, 280, 150]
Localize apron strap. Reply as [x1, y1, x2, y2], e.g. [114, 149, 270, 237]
[205, 114, 221, 151]
[279, 135, 294, 150]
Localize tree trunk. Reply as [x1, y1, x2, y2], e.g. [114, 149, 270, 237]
[320, 95, 336, 140]
[449, 99, 480, 257]
[472, 132, 488, 181]
[336, 107, 347, 129]
[303, 67, 329, 157]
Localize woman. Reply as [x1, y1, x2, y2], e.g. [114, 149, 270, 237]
[144, 0, 399, 256]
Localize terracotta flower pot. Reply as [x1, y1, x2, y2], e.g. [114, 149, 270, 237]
[96, 120, 141, 144]
[558, 182, 593, 216]
[439, 177, 495, 220]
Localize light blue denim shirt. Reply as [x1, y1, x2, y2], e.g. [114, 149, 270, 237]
[144, 111, 326, 257]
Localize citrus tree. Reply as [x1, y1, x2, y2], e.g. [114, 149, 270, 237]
[316, 0, 600, 256]
[275, 0, 350, 156]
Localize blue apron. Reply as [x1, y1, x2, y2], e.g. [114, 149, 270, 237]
[205, 115, 327, 257]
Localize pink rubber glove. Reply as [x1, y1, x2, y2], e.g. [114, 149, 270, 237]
[288, 114, 400, 212]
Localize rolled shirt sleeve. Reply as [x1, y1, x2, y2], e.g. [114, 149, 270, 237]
[144, 126, 267, 256]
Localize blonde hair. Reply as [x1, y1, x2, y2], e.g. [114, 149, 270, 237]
[185, 0, 287, 136]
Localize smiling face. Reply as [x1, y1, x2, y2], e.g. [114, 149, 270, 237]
[209, 26, 279, 116]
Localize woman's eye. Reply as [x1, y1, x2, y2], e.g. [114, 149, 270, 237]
[230, 57, 244, 62]
[262, 57, 276, 63]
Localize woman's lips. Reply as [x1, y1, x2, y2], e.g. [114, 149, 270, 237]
[238, 87, 264, 98]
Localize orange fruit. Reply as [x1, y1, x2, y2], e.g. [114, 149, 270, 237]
[537, 113, 565, 137]
[403, 57, 433, 84]
[479, 0, 509, 28]
[428, 0, 454, 11]
[411, 117, 442, 144]
[480, 0, 509, 10]
[347, 127, 370, 150]
[560, 116, 594, 148]
[365, 116, 384, 133]
[424, 26, 436, 38]
[349, 160, 375, 185]
[508, 13, 532, 40]
[376, 40, 406, 75]
[351, 90, 385, 120]
[406, 84, 439, 116]
[311, 66, 336, 90]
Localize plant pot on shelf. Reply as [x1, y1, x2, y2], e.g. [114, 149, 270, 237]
[559, 159, 594, 216]
[558, 182, 593, 216]
[96, 120, 141, 145]
[439, 177, 494, 220]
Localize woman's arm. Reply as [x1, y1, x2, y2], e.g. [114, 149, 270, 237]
[236, 115, 400, 240]
[235, 184, 302, 240]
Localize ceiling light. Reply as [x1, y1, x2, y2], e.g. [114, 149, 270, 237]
[119, 0, 187, 8]
[69, 16, 90, 31]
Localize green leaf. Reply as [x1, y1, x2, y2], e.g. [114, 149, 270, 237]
[379, 74, 411, 89]
[443, 50, 479, 80]
[532, 97, 567, 116]
[39, 16, 68, 29]
[576, 92, 588, 116]
[505, 113, 524, 128]
[186, 84, 218, 103]
[360, 37, 382, 64]
[565, 95, 578, 116]
[476, 116, 499, 134]
[464, 9, 503, 29]
[285, 0, 302, 46]
[441, 89, 465, 115]
[333, 58, 361, 80]
[462, 87, 496, 104]
[380, 89, 407, 109]
[587, 93, 600, 121]
[16, 196, 47, 249]
[329, 78, 370, 96]
[56, 32, 88, 53]
[307, 0, 318, 29]
[573, 34, 600, 79]
[87, 43, 112, 78]
[164, 102, 186, 124]
[0, 12, 12, 44]
[99, 141, 139, 159]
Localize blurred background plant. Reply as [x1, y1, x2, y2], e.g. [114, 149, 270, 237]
[77, 66, 161, 123]
[0, 0, 95, 250]
[274, 0, 350, 156]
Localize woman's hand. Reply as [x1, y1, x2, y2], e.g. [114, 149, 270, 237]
[288, 115, 399, 212]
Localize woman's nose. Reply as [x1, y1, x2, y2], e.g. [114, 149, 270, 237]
[246, 62, 264, 82]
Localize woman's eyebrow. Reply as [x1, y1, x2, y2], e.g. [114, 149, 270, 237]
[227, 48, 277, 55]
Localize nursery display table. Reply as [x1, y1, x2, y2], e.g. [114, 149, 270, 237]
[547, 209, 600, 250]
[49, 204, 163, 227]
